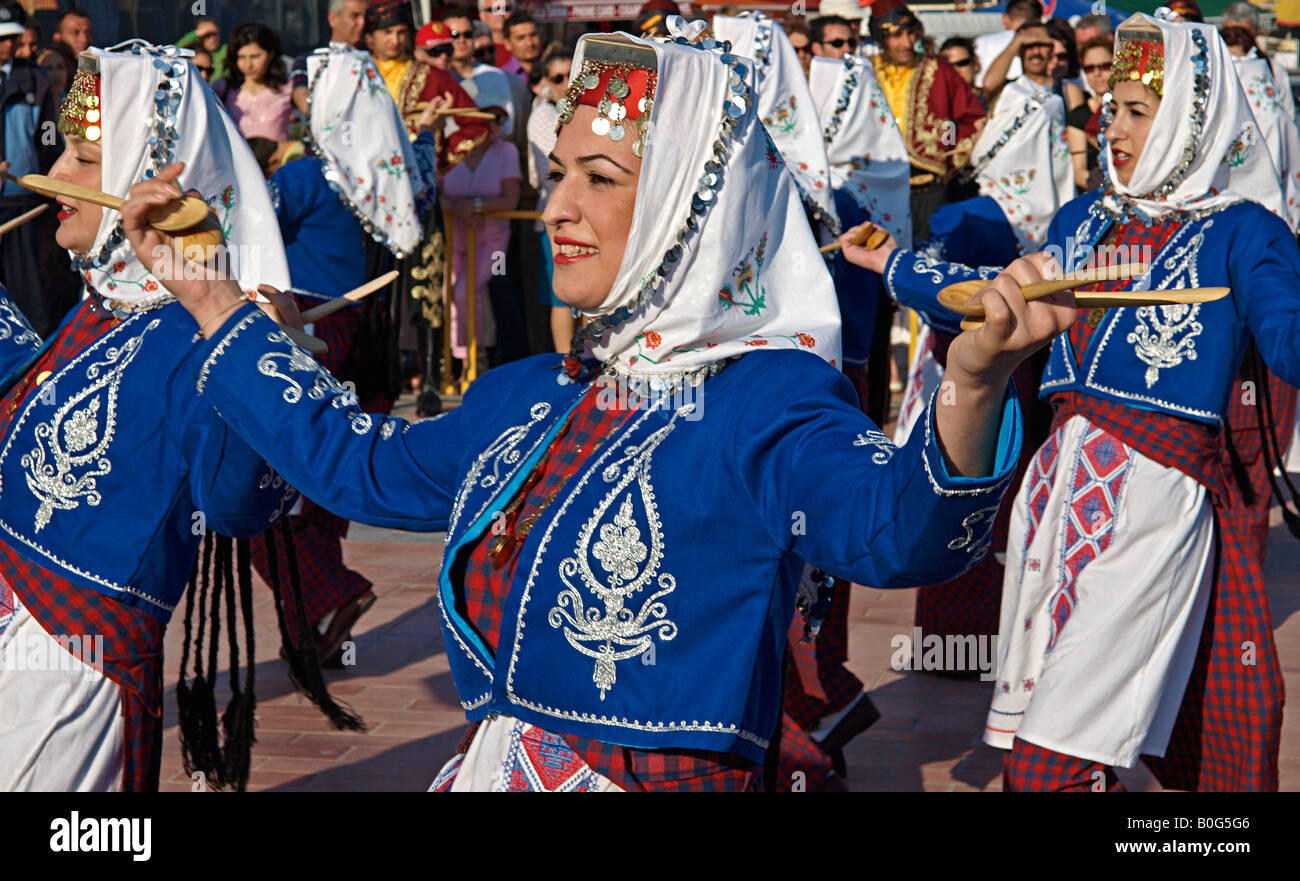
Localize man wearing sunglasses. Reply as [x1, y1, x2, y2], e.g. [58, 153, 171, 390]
[981, 21, 1056, 107]
[416, 21, 455, 71]
[811, 15, 858, 61]
[868, 0, 985, 240]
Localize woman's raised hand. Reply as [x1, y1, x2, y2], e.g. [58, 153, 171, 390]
[945, 252, 1077, 388]
[838, 221, 898, 275]
[120, 161, 251, 336]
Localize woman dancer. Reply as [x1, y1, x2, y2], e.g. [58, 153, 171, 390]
[124, 25, 1074, 792]
[0, 43, 292, 791]
[853, 15, 1300, 790]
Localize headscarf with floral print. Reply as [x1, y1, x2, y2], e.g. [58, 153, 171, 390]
[71, 42, 290, 307]
[305, 43, 433, 258]
[712, 12, 839, 235]
[563, 28, 841, 379]
[808, 54, 912, 248]
[969, 76, 1074, 253]
[1231, 53, 1300, 231]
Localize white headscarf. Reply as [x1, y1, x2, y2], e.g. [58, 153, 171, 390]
[305, 44, 432, 258]
[808, 54, 912, 249]
[1232, 54, 1300, 231]
[1099, 14, 1284, 223]
[564, 26, 841, 381]
[970, 77, 1074, 252]
[73, 42, 290, 307]
[711, 13, 839, 233]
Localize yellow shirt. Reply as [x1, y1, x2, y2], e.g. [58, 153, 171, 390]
[375, 56, 412, 102]
[874, 57, 917, 129]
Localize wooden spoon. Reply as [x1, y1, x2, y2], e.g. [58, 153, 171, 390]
[820, 221, 890, 254]
[0, 203, 46, 236]
[298, 270, 400, 323]
[958, 287, 1230, 331]
[937, 263, 1151, 315]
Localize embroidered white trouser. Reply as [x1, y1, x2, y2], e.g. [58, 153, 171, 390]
[0, 602, 124, 791]
[984, 416, 1214, 768]
[431, 714, 622, 792]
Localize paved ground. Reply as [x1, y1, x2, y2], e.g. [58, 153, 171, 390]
[156, 399, 1300, 791]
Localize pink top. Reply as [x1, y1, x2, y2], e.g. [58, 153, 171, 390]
[223, 83, 293, 141]
[442, 139, 522, 242]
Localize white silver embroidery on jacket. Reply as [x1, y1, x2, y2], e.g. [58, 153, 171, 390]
[0, 299, 39, 347]
[547, 406, 685, 700]
[447, 401, 553, 538]
[257, 331, 373, 435]
[947, 504, 1001, 561]
[21, 319, 159, 532]
[853, 429, 897, 464]
[1124, 222, 1208, 388]
[258, 465, 297, 523]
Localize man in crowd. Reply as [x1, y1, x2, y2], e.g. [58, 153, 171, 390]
[1072, 11, 1112, 47]
[415, 21, 454, 70]
[15, 21, 36, 58]
[177, 17, 226, 76]
[981, 19, 1055, 106]
[444, 7, 480, 81]
[812, 15, 858, 60]
[972, 0, 1041, 87]
[1222, 0, 1295, 116]
[501, 10, 541, 81]
[478, 0, 514, 67]
[868, 0, 985, 240]
[53, 7, 92, 55]
[0, 1, 78, 337]
[292, 0, 367, 114]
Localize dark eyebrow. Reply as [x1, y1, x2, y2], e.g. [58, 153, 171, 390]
[548, 152, 635, 176]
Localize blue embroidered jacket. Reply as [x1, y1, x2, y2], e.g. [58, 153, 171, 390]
[0, 292, 294, 622]
[884, 193, 1300, 424]
[193, 305, 1023, 763]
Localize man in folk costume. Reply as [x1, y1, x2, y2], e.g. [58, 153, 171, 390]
[867, 0, 985, 241]
[714, 12, 879, 789]
[888, 74, 1072, 647]
[851, 15, 1300, 790]
[0, 44, 297, 791]
[255, 43, 440, 665]
[127, 22, 1078, 791]
[365, 0, 486, 415]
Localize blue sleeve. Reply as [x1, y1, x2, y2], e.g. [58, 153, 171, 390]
[411, 131, 438, 218]
[0, 285, 44, 385]
[882, 248, 1001, 335]
[1230, 208, 1300, 388]
[733, 357, 1021, 588]
[190, 305, 465, 531]
[269, 160, 316, 235]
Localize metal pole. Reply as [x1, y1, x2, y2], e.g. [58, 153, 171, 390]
[441, 212, 455, 396]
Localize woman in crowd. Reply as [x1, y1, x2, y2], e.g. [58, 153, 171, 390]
[121, 26, 1073, 791]
[216, 22, 293, 141]
[1068, 36, 1112, 191]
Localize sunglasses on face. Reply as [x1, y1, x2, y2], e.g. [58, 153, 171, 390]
[822, 38, 856, 49]
[548, 73, 568, 84]
[195, 65, 213, 74]
[1083, 62, 1112, 74]
[430, 45, 454, 57]
[949, 56, 973, 67]
[1053, 52, 1071, 62]
[448, 30, 472, 40]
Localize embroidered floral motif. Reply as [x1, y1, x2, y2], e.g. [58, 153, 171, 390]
[761, 95, 797, 133]
[22, 319, 159, 532]
[376, 152, 407, 178]
[1000, 168, 1036, 195]
[205, 185, 236, 239]
[548, 410, 683, 700]
[718, 232, 768, 316]
[1246, 73, 1281, 114]
[853, 429, 897, 464]
[1124, 221, 1209, 388]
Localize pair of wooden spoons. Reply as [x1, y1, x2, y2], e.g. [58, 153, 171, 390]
[820, 221, 890, 255]
[937, 262, 1230, 330]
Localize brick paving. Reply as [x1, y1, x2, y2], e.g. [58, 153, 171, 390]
[157, 447, 1300, 791]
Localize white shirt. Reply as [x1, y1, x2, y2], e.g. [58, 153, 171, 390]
[973, 29, 1021, 88]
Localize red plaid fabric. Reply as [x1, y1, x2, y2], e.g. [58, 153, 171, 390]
[775, 711, 834, 791]
[1003, 737, 1125, 791]
[1222, 362, 1298, 560]
[456, 383, 759, 791]
[784, 577, 863, 728]
[912, 332, 1048, 639]
[0, 301, 164, 792]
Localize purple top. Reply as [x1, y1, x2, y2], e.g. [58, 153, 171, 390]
[224, 83, 293, 141]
